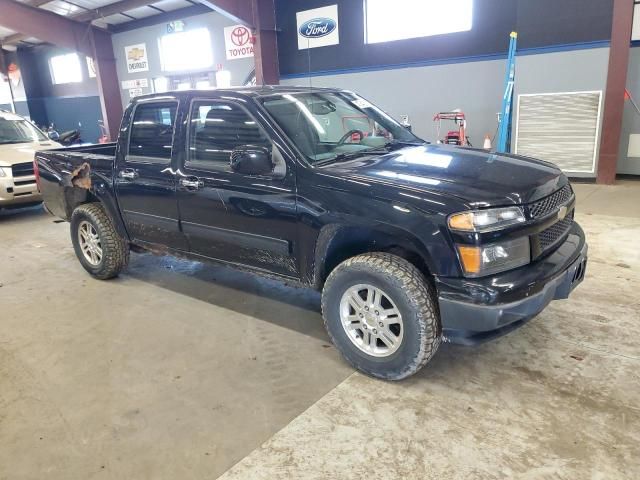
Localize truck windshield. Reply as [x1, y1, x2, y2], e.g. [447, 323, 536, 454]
[260, 92, 424, 164]
[0, 117, 48, 145]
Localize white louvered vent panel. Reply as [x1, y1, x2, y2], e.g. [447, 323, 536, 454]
[515, 91, 602, 174]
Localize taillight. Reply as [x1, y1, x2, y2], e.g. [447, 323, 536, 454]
[33, 157, 41, 190]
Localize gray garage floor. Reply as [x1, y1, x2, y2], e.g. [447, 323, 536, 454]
[1, 181, 639, 479]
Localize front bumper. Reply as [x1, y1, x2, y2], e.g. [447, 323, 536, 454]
[436, 222, 587, 345]
[0, 174, 41, 207]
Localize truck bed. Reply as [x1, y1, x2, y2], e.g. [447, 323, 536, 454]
[60, 143, 117, 156]
[36, 142, 117, 220]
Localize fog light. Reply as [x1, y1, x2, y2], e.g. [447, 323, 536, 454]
[457, 237, 530, 277]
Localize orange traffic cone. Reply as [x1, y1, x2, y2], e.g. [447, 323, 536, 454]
[483, 134, 492, 149]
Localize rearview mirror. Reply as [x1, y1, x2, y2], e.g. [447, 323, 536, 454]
[310, 100, 336, 115]
[230, 145, 273, 176]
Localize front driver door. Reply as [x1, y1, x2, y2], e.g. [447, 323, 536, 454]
[176, 97, 299, 278]
[115, 99, 187, 250]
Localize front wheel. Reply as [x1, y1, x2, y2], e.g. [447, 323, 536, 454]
[321, 253, 441, 380]
[70, 203, 129, 280]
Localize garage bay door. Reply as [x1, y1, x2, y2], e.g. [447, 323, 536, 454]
[515, 91, 602, 175]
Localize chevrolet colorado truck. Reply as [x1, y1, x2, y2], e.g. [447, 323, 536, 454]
[0, 110, 60, 208]
[35, 87, 587, 380]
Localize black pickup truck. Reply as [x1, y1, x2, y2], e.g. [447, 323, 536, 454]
[36, 86, 587, 380]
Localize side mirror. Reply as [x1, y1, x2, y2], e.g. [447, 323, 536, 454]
[230, 145, 273, 175]
[48, 131, 60, 141]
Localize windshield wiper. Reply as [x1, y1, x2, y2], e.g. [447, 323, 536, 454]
[314, 140, 427, 167]
[384, 139, 426, 149]
[315, 148, 389, 167]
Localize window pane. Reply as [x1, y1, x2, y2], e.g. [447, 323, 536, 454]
[365, 0, 473, 44]
[633, 4, 640, 42]
[50, 53, 82, 84]
[128, 102, 177, 161]
[215, 70, 232, 88]
[0, 117, 47, 144]
[261, 92, 421, 163]
[160, 28, 214, 72]
[153, 77, 169, 93]
[188, 101, 270, 170]
[86, 56, 97, 78]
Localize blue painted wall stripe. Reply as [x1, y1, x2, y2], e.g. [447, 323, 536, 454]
[280, 40, 611, 80]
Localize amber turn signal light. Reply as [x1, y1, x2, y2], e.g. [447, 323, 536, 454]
[457, 245, 481, 275]
[448, 212, 475, 231]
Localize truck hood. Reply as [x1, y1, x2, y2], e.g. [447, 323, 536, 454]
[322, 144, 566, 207]
[0, 140, 62, 167]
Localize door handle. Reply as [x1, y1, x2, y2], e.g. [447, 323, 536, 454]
[119, 169, 139, 180]
[179, 177, 204, 189]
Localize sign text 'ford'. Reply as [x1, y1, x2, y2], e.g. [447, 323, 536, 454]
[299, 18, 336, 38]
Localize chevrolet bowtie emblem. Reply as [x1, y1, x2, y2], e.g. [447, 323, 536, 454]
[127, 47, 145, 61]
[558, 205, 568, 220]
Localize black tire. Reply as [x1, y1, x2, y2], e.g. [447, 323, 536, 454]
[321, 252, 441, 380]
[70, 203, 129, 280]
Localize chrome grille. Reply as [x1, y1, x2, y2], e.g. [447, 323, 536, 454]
[528, 184, 573, 219]
[11, 162, 34, 178]
[538, 210, 574, 253]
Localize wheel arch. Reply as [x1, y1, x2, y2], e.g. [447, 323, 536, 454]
[312, 224, 436, 290]
[63, 175, 129, 241]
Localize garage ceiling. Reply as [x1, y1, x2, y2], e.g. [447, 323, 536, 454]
[0, 0, 200, 46]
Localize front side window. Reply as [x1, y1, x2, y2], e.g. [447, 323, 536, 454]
[364, 0, 473, 44]
[187, 100, 271, 171]
[0, 116, 47, 144]
[128, 102, 178, 161]
[260, 92, 423, 164]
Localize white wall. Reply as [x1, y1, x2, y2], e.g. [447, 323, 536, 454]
[281, 46, 611, 178]
[281, 59, 505, 147]
[112, 11, 255, 107]
[513, 47, 609, 177]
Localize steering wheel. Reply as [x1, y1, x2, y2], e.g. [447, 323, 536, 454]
[337, 129, 365, 146]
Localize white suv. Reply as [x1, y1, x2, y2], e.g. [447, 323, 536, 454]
[0, 110, 61, 208]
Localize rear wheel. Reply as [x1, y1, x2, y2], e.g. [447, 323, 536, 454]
[321, 252, 441, 380]
[70, 203, 129, 279]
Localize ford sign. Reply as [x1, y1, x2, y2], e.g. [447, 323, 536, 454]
[299, 18, 336, 38]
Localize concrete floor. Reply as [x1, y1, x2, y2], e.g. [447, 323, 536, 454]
[1, 180, 639, 479]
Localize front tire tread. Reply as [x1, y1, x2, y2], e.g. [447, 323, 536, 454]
[321, 252, 441, 381]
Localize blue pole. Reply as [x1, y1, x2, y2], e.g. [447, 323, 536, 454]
[497, 32, 517, 153]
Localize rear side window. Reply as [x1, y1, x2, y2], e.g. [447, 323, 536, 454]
[128, 101, 178, 161]
[187, 100, 271, 171]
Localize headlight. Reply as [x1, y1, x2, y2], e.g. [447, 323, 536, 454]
[0, 167, 7, 177]
[448, 207, 525, 232]
[456, 237, 530, 277]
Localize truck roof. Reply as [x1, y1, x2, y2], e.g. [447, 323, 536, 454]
[131, 85, 343, 103]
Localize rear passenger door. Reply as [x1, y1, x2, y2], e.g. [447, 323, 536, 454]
[115, 99, 187, 250]
[176, 97, 299, 278]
